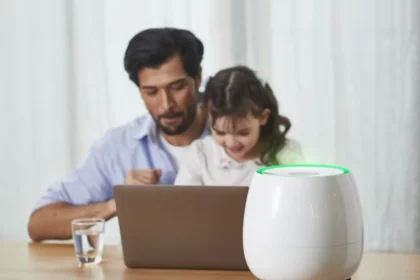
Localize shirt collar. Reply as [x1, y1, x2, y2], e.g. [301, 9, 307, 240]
[218, 148, 235, 169]
[132, 114, 157, 141]
[217, 145, 262, 169]
[218, 146, 243, 169]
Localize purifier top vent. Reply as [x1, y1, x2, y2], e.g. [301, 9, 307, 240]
[257, 164, 350, 177]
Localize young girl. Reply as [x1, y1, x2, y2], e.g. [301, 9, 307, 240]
[174, 66, 304, 186]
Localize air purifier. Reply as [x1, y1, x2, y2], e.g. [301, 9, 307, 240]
[243, 164, 363, 280]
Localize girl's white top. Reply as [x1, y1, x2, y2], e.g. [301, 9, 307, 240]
[174, 136, 305, 186]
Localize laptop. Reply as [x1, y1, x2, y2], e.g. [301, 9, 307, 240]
[114, 184, 249, 270]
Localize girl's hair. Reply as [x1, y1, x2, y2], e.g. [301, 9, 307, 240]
[204, 65, 291, 165]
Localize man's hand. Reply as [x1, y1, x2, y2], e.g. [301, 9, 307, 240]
[125, 169, 162, 185]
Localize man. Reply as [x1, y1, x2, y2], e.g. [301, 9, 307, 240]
[28, 28, 209, 242]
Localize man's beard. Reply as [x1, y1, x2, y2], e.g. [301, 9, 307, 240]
[155, 103, 197, 136]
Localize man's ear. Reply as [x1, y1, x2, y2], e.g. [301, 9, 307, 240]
[195, 67, 202, 89]
[260, 109, 271, 126]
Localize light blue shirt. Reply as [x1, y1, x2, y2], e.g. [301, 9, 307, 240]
[34, 114, 210, 211]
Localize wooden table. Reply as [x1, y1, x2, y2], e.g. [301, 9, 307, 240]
[1, 242, 420, 279]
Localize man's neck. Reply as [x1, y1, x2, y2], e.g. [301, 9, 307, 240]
[161, 107, 207, 147]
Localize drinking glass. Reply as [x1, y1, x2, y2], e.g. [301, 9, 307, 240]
[72, 218, 105, 266]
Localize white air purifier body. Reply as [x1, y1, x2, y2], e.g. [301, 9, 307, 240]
[243, 164, 363, 280]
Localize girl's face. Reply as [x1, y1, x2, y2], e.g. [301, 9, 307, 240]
[211, 110, 269, 162]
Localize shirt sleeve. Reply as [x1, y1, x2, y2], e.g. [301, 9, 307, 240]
[174, 140, 204, 185]
[33, 133, 116, 212]
[277, 139, 306, 164]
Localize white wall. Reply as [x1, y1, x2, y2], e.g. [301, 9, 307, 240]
[0, 0, 419, 252]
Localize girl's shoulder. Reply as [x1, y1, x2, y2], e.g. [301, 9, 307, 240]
[276, 138, 305, 164]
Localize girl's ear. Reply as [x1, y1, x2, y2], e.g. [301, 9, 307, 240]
[260, 109, 271, 126]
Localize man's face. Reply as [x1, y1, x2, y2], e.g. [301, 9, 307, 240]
[137, 55, 201, 135]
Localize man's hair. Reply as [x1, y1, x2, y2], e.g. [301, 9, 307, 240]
[124, 27, 204, 86]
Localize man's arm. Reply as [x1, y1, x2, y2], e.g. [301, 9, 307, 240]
[27, 130, 118, 242]
[28, 200, 116, 242]
[28, 166, 162, 242]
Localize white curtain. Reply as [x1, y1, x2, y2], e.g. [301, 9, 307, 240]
[265, 0, 420, 253]
[1, 0, 419, 253]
